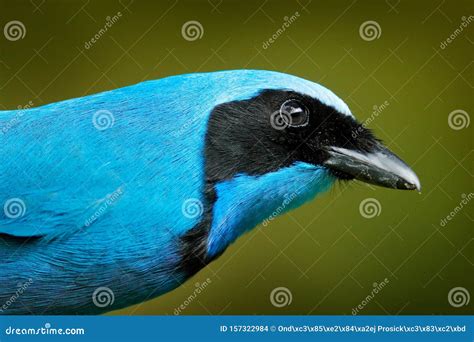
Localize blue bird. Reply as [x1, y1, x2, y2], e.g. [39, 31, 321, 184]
[0, 70, 420, 314]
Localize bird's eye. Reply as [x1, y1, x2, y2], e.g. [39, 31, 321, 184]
[279, 99, 309, 127]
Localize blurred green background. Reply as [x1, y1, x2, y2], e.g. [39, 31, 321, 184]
[1, 0, 472, 315]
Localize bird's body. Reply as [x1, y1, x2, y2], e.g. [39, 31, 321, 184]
[0, 70, 419, 314]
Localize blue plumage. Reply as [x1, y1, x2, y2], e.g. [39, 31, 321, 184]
[0, 70, 419, 314]
[208, 162, 333, 257]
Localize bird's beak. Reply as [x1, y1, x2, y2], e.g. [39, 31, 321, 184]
[323, 143, 421, 191]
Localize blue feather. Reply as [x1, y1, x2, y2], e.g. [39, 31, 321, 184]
[208, 163, 334, 257]
[0, 70, 345, 313]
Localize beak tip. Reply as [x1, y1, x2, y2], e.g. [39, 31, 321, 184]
[408, 181, 421, 192]
[325, 146, 421, 192]
[403, 171, 421, 192]
[414, 181, 421, 193]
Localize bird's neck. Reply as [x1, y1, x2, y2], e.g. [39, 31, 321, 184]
[206, 162, 334, 258]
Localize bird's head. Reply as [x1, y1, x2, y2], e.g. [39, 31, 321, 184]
[191, 70, 420, 259]
[204, 70, 420, 192]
